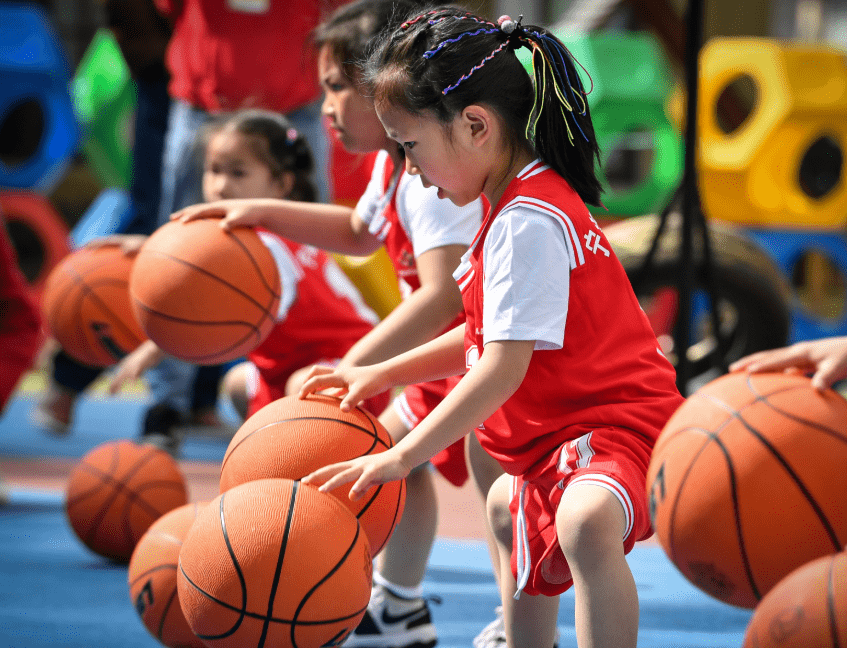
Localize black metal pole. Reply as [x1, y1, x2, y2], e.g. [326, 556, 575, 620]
[675, 0, 705, 393]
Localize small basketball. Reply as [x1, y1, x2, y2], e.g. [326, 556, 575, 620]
[178, 478, 371, 648]
[646, 371, 847, 609]
[65, 440, 189, 561]
[128, 502, 206, 648]
[41, 244, 146, 367]
[129, 218, 280, 365]
[219, 393, 405, 555]
[742, 550, 847, 647]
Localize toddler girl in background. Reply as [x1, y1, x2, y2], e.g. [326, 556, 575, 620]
[108, 108, 389, 443]
[300, 7, 685, 648]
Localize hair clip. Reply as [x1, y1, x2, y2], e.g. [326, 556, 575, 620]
[286, 127, 299, 144]
[497, 14, 523, 35]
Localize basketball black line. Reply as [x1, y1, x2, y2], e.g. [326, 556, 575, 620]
[62, 265, 144, 356]
[225, 227, 282, 322]
[258, 480, 300, 648]
[826, 557, 841, 648]
[665, 424, 760, 601]
[129, 563, 179, 588]
[221, 415, 389, 473]
[181, 491, 248, 641]
[224, 226, 283, 297]
[702, 390, 844, 551]
[138, 248, 279, 317]
[289, 510, 370, 648]
[69, 445, 183, 552]
[178, 485, 368, 634]
[131, 301, 266, 362]
[157, 587, 181, 641]
[745, 374, 847, 443]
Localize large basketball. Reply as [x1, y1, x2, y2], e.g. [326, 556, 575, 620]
[219, 393, 405, 555]
[65, 440, 189, 561]
[742, 550, 847, 647]
[41, 244, 146, 367]
[646, 371, 847, 609]
[177, 478, 371, 648]
[129, 219, 280, 365]
[128, 502, 206, 648]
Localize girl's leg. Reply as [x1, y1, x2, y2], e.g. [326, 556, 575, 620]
[375, 406, 438, 588]
[556, 483, 638, 648]
[487, 474, 559, 648]
[221, 362, 250, 422]
[466, 431, 505, 585]
[344, 405, 438, 648]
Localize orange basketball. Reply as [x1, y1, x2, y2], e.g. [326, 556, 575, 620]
[65, 440, 189, 561]
[129, 218, 280, 365]
[219, 393, 405, 555]
[41, 244, 146, 367]
[177, 478, 371, 648]
[742, 550, 847, 647]
[128, 501, 206, 648]
[646, 371, 847, 609]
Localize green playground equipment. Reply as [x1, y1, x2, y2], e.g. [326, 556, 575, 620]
[72, 29, 136, 190]
[520, 31, 683, 217]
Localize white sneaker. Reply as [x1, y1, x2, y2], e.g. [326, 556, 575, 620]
[344, 584, 439, 648]
[472, 607, 560, 648]
[472, 606, 505, 648]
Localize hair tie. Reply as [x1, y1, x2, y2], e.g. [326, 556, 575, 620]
[497, 14, 517, 34]
[286, 127, 299, 144]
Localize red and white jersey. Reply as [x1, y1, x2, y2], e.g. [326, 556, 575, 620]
[356, 150, 482, 303]
[248, 231, 379, 389]
[454, 161, 685, 476]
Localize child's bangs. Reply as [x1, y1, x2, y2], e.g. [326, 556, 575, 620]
[372, 63, 416, 114]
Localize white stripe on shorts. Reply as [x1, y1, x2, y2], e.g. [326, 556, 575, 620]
[566, 473, 635, 542]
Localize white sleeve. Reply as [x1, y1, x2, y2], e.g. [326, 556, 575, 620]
[481, 208, 571, 350]
[258, 231, 301, 322]
[395, 173, 482, 257]
[354, 150, 390, 232]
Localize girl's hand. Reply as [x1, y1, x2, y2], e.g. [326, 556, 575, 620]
[83, 234, 148, 255]
[171, 200, 264, 231]
[298, 363, 391, 412]
[729, 336, 847, 391]
[108, 340, 164, 394]
[301, 449, 411, 502]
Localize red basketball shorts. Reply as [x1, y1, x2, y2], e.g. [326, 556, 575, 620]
[393, 375, 468, 487]
[509, 425, 655, 597]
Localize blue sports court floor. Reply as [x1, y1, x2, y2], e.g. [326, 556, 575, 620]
[0, 385, 754, 648]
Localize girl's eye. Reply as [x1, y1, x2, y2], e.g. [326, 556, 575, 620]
[403, 142, 416, 150]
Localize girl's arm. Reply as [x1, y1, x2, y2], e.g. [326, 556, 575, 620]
[174, 199, 383, 258]
[301, 325, 468, 410]
[302, 337, 534, 500]
[108, 340, 165, 394]
[338, 244, 467, 367]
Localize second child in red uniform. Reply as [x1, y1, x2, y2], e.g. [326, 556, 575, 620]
[301, 8, 686, 648]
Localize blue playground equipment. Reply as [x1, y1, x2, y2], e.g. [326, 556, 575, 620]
[0, 2, 81, 192]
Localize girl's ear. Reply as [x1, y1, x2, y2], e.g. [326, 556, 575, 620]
[276, 171, 296, 199]
[460, 104, 494, 148]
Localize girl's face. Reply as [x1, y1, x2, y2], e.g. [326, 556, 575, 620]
[377, 105, 485, 207]
[202, 129, 287, 202]
[318, 45, 392, 154]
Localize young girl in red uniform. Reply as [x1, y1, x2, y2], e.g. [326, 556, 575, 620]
[300, 8, 685, 648]
[109, 109, 388, 431]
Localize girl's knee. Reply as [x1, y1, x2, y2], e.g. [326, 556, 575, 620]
[556, 485, 626, 561]
[486, 473, 513, 546]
